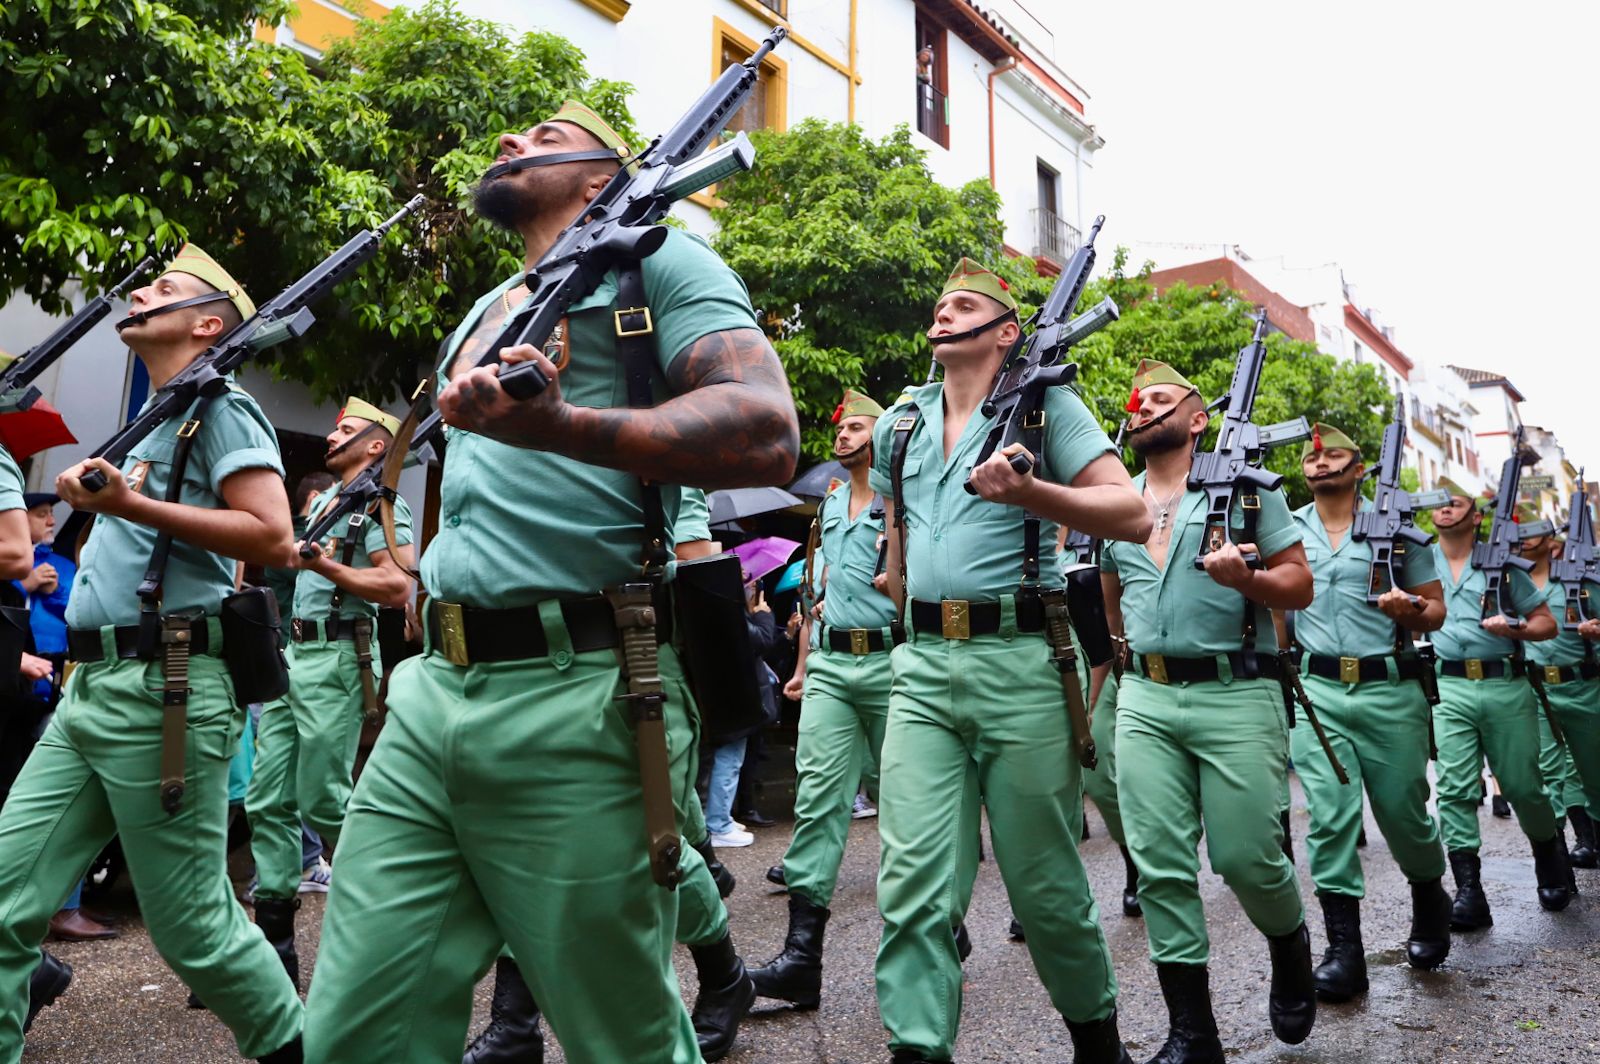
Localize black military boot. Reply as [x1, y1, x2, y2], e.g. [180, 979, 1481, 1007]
[1312, 893, 1367, 1002]
[1146, 963, 1224, 1064]
[1120, 845, 1143, 918]
[689, 932, 756, 1062]
[766, 863, 787, 887]
[463, 957, 544, 1063]
[1531, 831, 1574, 912]
[748, 893, 829, 1008]
[1491, 792, 1511, 818]
[1266, 924, 1316, 1045]
[1448, 851, 1492, 930]
[692, 837, 736, 898]
[1008, 916, 1026, 941]
[889, 1051, 937, 1064]
[24, 949, 72, 1033]
[953, 920, 971, 962]
[1279, 809, 1295, 864]
[1406, 876, 1452, 970]
[254, 896, 301, 990]
[257, 1035, 303, 1063]
[1065, 1008, 1136, 1063]
[1567, 807, 1599, 868]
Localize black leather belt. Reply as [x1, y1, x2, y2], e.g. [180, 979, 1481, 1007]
[1134, 651, 1281, 684]
[908, 596, 1046, 639]
[1532, 661, 1600, 685]
[823, 624, 902, 654]
[1304, 653, 1426, 684]
[290, 617, 368, 643]
[67, 621, 213, 663]
[1439, 657, 1522, 680]
[426, 597, 618, 667]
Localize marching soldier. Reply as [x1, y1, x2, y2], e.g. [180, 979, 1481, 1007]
[302, 102, 798, 1063]
[1101, 360, 1316, 1062]
[244, 399, 415, 986]
[1517, 522, 1600, 867]
[1429, 482, 1573, 925]
[871, 259, 1150, 1063]
[0, 247, 303, 1061]
[1288, 424, 1452, 1002]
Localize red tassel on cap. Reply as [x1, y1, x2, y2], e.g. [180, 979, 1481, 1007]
[1125, 386, 1141, 413]
[1312, 427, 1324, 452]
[831, 401, 845, 424]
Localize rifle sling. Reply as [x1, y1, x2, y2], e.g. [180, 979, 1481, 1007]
[322, 509, 381, 726]
[1238, 491, 1262, 678]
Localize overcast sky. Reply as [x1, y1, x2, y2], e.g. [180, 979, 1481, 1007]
[1057, 1, 1597, 471]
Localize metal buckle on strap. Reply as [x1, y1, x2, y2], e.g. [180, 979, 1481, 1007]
[291, 618, 305, 641]
[1545, 665, 1563, 685]
[1340, 656, 1361, 685]
[1145, 653, 1169, 684]
[176, 418, 201, 440]
[435, 601, 469, 667]
[1465, 658, 1485, 681]
[614, 306, 654, 337]
[1022, 407, 1045, 430]
[849, 629, 870, 655]
[940, 600, 970, 640]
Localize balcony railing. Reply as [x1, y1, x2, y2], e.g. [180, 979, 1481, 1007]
[915, 79, 948, 147]
[1031, 207, 1081, 265]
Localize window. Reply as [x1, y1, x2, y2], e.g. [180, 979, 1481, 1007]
[1352, 340, 1364, 363]
[914, 10, 949, 147]
[713, 19, 788, 136]
[1036, 161, 1059, 216]
[1031, 160, 1079, 264]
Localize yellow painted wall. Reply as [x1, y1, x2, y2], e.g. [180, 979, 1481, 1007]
[257, 0, 392, 54]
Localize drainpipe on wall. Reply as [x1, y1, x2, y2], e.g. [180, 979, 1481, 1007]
[848, 0, 858, 124]
[987, 56, 1019, 188]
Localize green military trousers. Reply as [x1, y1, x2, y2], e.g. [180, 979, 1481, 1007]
[1291, 673, 1445, 897]
[0, 644, 302, 1060]
[1536, 707, 1582, 820]
[1545, 677, 1600, 817]
[1116, 673, 1304, 965]
[246, 636, 376, 901]
[780, 644, 891, 907]
[876, 630, 1117, 1058]
[1081, 675, 1126, 847]
[302, 616, 701, 1064]
[1434, 673, 1558, 852]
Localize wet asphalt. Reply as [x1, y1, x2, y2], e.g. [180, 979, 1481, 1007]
[22, 775, 1600, 1062]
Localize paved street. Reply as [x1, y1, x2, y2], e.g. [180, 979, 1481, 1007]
[23, 776, 1600, 1062]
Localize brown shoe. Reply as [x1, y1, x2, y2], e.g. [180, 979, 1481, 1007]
[48, 909, 119, 942]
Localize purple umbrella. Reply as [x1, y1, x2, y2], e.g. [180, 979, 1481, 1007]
[732, 536, 803, 583]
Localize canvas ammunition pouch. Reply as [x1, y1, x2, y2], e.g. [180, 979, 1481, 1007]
[1062, 561, 1114, 668]
[219, 587, 290, 706]
[672, 552, 767, 745]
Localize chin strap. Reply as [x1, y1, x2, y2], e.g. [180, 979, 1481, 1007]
[834, 441, 870, 464]
[482, 149, 626, 182]
[927, 310, 1017, 346]
[325, 419, 389, 463]
[114, 291, 233, 332]
[1125, 387, 1199, 437]
[1305, 461, 1359, 484]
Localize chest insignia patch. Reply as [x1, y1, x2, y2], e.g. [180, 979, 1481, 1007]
[544, 317, 571, 371]
[126, 460, 153, 496]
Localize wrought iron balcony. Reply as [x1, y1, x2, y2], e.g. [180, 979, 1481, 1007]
[1031, 207, 1081, 265]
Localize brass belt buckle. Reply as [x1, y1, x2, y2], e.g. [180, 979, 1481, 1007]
[614, 306, 654, 337]
[1145, 653, 1169, 684]
[1339, 656, 1361, 685]
[941, 600, 970, 640]
[435, 601, 469, 667]
[849, 629, 870, 655]
[1545, 665, 1563, 685]
[1465, 658, 1485, 681]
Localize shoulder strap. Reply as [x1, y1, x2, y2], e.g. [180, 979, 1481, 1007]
[326, 509, 370, 620]
[1018, 397, 1050, 590]
[136, 393, 218, 654]
[615, 262, 668, 574]
[1237, 490, 1263, 675]
[890, 404, 921, 625]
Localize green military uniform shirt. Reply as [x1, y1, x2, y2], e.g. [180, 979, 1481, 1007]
[0, 446, 22, 510]
[1291, 501, 1437, 658]
[292, 483, 415, 621]
[868, 383, 1112, 601]
[419, 230, 758, 606]
[1102, 475, 1301, 657]
[1430, 544, 1545, 661]
[1526, 578, 1589, 666]
[816, 482, 895, 631]
[67, 386, 284, 629]
[669, 487, 710, 549]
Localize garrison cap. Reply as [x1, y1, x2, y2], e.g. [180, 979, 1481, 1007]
[1436, 477, 1482, 509]
[832, 388, 885, 423]
[1125, 359, 1197, 412]
[547, 100, 635, 171]
[1301, 422, 1359, 461]
[165, 244, 255, 320]
[938, 258, 1018, 314]
[338, 397, 400, 437]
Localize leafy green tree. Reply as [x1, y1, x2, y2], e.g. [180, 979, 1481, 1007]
[1, 0, 632, 400]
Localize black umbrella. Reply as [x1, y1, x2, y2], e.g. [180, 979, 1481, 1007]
[707, 486, 804, 526]
[787, 460, 847, 501]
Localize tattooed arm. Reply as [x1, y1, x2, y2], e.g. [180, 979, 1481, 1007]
[436, 327, 800, 489]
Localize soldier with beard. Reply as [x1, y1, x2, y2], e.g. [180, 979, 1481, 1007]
[1286, 424, 1452, 1003]
[244, 399, 415, 988]
[302, 101, 798, 1063]
[1100, 360, 1316, 1063]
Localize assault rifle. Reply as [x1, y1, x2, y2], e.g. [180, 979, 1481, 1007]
[412, 28, 789, 457]
[82, 197, 425, 491]
[1186, 311, 1310, 569]
[1, 256, 156, 413]
[961, 215, 1119, 494]
[1552, 473, 1597, 631]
